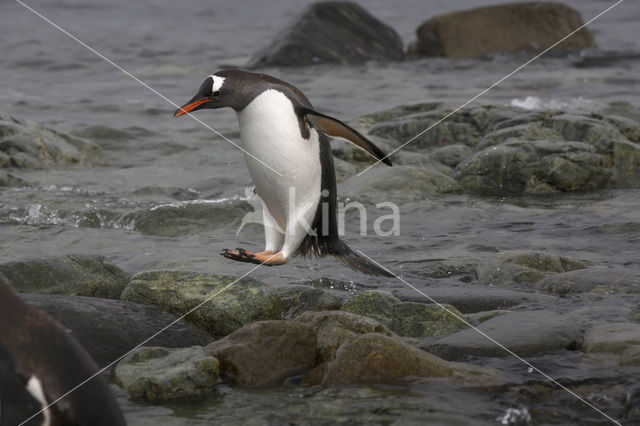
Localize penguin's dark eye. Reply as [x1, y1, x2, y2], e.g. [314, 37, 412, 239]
[212, 90, 221, 97]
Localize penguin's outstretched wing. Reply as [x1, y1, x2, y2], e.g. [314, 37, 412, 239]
[300, 107, 392, 166]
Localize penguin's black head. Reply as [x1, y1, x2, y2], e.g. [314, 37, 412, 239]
[173, 73, 232, 117]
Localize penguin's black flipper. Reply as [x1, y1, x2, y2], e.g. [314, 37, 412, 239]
[300, 107, 392, 166]
[334, 240, 394, 277]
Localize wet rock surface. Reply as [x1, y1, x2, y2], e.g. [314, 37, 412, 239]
[322, 333, 503, 386]
[429, 310, 581, 361]
[21, 294, 213, 368]
[113, 346, 219, 402]
[120, 270, 282, 337]
[0, 254, 129, 299]
[0, 113, 105, 169]
[536, 268, 640, 295]
[205, 320, 316, 387]
[273, 285, 343, 319]
[247, 1, 403, 68]
[342, 290, 467, 338]
[407, 2, 595, 58]
[477, 250, 589, 287]
[357, 103, 640, 196]
[582, 322, 640, 366]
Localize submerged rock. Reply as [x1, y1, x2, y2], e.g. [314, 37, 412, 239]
[0, 255, 129, 299]
[113, 346, 219, 402]
[21, 294, 213, 367]
[0, 171, 29, 187]
[429, 310, 580, 361]
[477, 250, 588, 287]
[407, 2, 595, 58]
[247, 1, 403, 68]
[120, 270, 282, 337]
[536, 268, 640, 295]
[322, 333, 503, 386]
[630, 303, 640, 322]
[205, 320, 316, 387]
[582, 323, 640, 366]
[0, 113, 105, 169]
[342, 290, 466, 338]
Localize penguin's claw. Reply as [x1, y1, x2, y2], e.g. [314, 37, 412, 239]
[221, 248, 253, 263]
[221, 248, 286, 266]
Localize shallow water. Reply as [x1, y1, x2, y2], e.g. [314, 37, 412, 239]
[2, 0, 640, 424]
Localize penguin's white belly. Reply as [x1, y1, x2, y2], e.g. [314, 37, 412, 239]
[236, 89, 321, 230]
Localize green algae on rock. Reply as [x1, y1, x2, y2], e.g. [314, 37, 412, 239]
[342, 290, 466, 338]
[113, 346, 219, 402]
[120, 270, 282, 337]
[0, 254, 129, 299]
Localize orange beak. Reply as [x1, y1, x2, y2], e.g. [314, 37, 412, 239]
[173, 98, 213, 117]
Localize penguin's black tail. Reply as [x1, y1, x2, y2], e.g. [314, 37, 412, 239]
[333, 240, 394, 277]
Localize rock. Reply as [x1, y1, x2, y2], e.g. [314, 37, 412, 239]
[113, 346, 219, 402]
[407, 2, 595, 58]
[477, 250, 588, 287]
[582, 323, 640, 366]
[247, 1, 403, 68]
[429, 310, 580, 361]
[272, 285, 343, 320]
[20, 294, 213, 367]
[322, 333, 503, 386]
[295, 310, 393, 363]
[359, 102, 640, 195]
[339, 165, 460, 203]
[0, 113, 105, 169]
[0, 255, 129, 299]
[342, 291, 466, 338]
[341, 290, 400, 326]
[120, 270, 282, 338]
[429, 144, 473, 168]
[536, 268, 640, 295]
[205, 320, 316, 387]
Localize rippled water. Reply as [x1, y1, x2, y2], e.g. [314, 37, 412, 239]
[2, 0, 639, 424]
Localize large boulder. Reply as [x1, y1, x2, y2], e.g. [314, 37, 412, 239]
[429, 310, 580, 361]
[120, 270, 282, 338]
[113, 346, 219, 402]
[205, 320, 316, 387]
[0, 255, 129, 299]
[322, 333, 503, 386]
[407, 2, 596, 58]
[21, 294, 213, 367]
[535, 268, 640, 295]
[247, 1, 403, 68]
[0, 113, 105, 169]
[272, 285, 343, 320]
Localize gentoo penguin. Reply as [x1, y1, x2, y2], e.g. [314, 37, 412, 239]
[0, 280, 126, 426]
[174, 70, 393, 276]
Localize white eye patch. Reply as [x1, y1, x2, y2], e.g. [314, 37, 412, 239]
[210, 75, 225, 93]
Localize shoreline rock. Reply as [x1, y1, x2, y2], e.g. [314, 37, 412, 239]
[247, 1, 403, 68]
[120, 270, 282, 337]
[0, 113, 105, 169]
[407, 2, 596, 59]
[113, 346, 219, 402]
